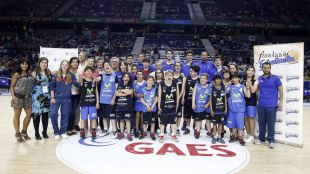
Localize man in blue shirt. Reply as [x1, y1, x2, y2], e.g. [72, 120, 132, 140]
[196, 51, 213, 77]
[162, 49, 175, 71]
[181, 50, 195, 77]
[209, 55, 225, 82]
[253, 62, 283, 149]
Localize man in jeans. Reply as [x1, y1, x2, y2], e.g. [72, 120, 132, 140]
[253, 62, 283, 149]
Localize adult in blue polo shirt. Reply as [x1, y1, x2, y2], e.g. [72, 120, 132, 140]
[196, 51, 213, 76]
[181, 50, 195, 77]
[209, 55, 225, 82]
[253, 62, 283, 149]
[162, 49, 175, 71]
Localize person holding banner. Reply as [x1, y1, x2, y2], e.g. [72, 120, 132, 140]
[253, 62, 283, 149]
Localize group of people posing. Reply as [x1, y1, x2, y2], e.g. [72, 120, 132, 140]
[11, 49, 283, 149]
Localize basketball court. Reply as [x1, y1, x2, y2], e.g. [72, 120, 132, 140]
[1, 96, 309, 174]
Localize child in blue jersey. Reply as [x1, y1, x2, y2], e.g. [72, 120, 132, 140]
[115, 73, 134, 141]
[210, 75, 227, 144]
[140, 76, 158, 140]
[227, 74, 251, 146]
[192, 73, 211, 139]
[98, 62, 118, 138]
[133, 70, 147, 138]
[79, 66, 100, 139]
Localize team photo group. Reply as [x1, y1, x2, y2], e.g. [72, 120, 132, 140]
[11, 49, 282, 149]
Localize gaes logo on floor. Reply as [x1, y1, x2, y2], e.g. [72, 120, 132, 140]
[57, 136, 250, 174]
[79, 137, 117, 147]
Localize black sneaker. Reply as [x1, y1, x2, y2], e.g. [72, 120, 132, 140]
[42, 131, 49, 139]
[181, 121, 187, 131]
[176, 129, 181, 136]
[217, 138, 225, 144]
[183, 128, 190, 135]
[35, 133, 42, 140]
[212, 138, 217, 144]
[74, 125, 81, 131]
[134, 129, 140, 138]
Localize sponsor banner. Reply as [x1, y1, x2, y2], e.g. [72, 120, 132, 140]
[164, 19, 192, 25]
[57, 135, 250, 174]
[39, 47, 78, 71]
[254, 42, 304, 147]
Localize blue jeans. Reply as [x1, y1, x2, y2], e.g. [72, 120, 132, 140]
[50, 98, 72, 135]
[67, 94, 80, 131]
[257, 106, 277, 143]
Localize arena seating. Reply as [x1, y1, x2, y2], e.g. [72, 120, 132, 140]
[260, 0, 309, 24]
[142, 34, 205, 54]
[0, 0, 66, 17]
[155, 0, 191, 19]
[64, 0, 143, 18]
[200, 0, 281, 23]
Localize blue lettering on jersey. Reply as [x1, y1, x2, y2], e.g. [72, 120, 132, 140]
[228, 84, 246, 112]
[100, 73, 116, 104]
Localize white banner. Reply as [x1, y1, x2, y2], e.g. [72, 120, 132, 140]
[40, 46, 78, 71]
[254, 42, 304, 147]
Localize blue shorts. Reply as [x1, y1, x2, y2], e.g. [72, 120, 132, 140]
[227, 111, 244, 129]
[245, 106, 257, 118]
[81, 106, 97, 120]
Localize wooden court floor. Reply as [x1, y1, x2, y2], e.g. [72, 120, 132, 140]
[0, 96, 309, 174]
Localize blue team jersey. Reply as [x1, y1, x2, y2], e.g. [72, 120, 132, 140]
[228, 84, 246, 112]
[196, 61, 213, 76]
[133, 81, 147, 111]
[99, 73, 117, 104]
[181, 62, 195, 77]
[162, 60, 175, 71]
[141, 87, 157, 112]
[194, 84, 211, 113]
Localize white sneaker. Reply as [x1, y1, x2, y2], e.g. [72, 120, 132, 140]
[61, 134, 68, 139]
[112, 131, 118, 139]
[254, 139, 263, 145]
[244, 135, 250, 142]
[244, 135, 253, 143]
[54, 135, 60, 140]
[269, 142, 275, 149]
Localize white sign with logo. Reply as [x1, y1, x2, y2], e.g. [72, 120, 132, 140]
[40, 46, 78, 71]
[57, 135, 250, 174]
[254, 42, 304, 147]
